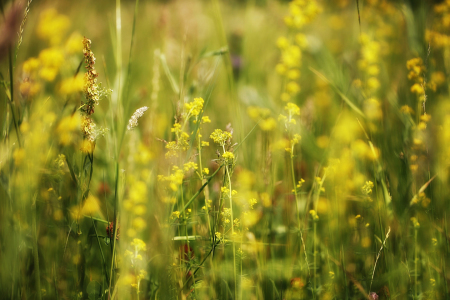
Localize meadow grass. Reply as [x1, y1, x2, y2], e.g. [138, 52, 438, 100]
[0, 0, 450, 299]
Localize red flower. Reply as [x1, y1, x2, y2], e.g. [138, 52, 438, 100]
[106, 222, 120, 240]
[290, 278, 304, 289]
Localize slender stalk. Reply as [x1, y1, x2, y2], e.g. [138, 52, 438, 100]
[108, 162, 119, 298]
[91, 218, 110, 284]
[198, 133, 212, 238]
[290, 143, 310, 277]
[177, 165, 223, 217]
[196, 129, 216, 285]
[313, 222, 317, 298]
[223, 145, 237, 299]
[8, 48, 21, 147]
[180, 182, 197, 298]
[32, 193, 41, 300]
[414, 228, 418, 298]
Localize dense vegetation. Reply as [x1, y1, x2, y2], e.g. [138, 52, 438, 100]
[0, 0, 449, 299]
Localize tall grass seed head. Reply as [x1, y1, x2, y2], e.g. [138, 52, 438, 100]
[127, 106, 149, 130]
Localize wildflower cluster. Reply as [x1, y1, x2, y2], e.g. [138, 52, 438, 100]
[362, 181, 374, 195]
[158, 97, 210, 231]
[279, 102, 301, 138]
[283, 0, 322, 30]
[158, 166, 185, 192]
[7, 2, 450, 299]
[184, 97, 204, 121]
[20, 9, 84, 99]
[410, 217, 420, 229]
[407, 58, 426, 99]
[285, 133, 301, 155]
[276, 0, 321, 120]
[405, 58, 434, 175]
[165, 124, 189, 158]
[247, 106, 277, 131]
[410, 192, 431, 208]
[426, 2, 450, 48]
[201, 199, 213, 212]
[210, 129, 232, 147]
[123, 180, 148, 236]
[124, 239, 148, 295]
[357, 34, 383, 121]
[309, 209, 319, 221]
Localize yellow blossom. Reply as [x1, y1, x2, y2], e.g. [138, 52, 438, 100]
[59, 73, 84, 95]
[222, 151, 235, 162]
[410, 83, 424, 94]
[81, 195, 100, 215]
[185, 97, 204, 118]
[309, 210, 319, 221]
[131, 238, 147, 252]
[36, 9, 70, 45]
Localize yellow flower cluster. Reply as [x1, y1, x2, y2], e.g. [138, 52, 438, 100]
[165, 124, 189, 158]
[410, 217, 420, 229]
[407, 58, 425, 97]
[58, 74, 84, 95]
[222, 151, 235, 163]
[296, 178, 305, 189]
[185, 97, 204, 119]
[221, 207, 232, 224]
[183, 162, 198, 172]
[13, 100, 56, 168]
[410, 192, 431, 208]
[123, 180, 148, 237]
[406, 58, 433, 162]
[124, 239, 147, 293]
[171, 211, 181, 219]
[248, 198, 257, 209]
[309, 210, 319, 221]
[426, 2, 450, 48]
[275, 0, 320, 145]
[426, 30, 450, 48]
[247, 106, 277, 131]
[57, 114, 81, 146]
[36, 8, 70, 46]
[20, 10, 84, 99]
[165, 97, 209, 158]
[157, 166, 185, 191]
[210, 129, 232, 146]
[286, 133, 301, 154]
[357, 34, 383, 120]
[279, 102, 301, 130]
[201, 199, 213, 211]
[362, 181, 374, 195]
[283, 0, 322, 29]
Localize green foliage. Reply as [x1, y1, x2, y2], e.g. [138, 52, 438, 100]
[1, 0, 450, 299]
